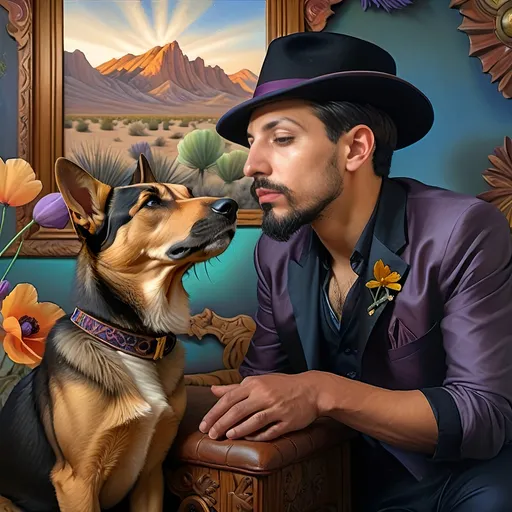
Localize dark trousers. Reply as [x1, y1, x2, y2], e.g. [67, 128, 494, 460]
[352, 437, 512, 512]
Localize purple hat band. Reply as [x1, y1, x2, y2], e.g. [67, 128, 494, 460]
[253, 78, 309, 97]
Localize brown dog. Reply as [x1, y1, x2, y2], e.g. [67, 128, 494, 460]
[0, 155, 238, 512]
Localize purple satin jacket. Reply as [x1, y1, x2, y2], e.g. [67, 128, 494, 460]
[239, 177, 512, 480]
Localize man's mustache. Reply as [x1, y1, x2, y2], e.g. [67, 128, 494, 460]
[250, 178, 292, 201]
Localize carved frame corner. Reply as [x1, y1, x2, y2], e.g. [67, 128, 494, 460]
[3, 0, 309, 258]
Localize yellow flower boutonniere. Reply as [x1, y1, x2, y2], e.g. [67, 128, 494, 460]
[365, 259, 402, 316]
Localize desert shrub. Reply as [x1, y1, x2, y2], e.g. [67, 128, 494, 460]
[153, 137, 166, 147]
[68, 139, 132, 186]
[163, 121, 170, 130]
[100, 118, 115, 130]
[129, 121, 148, 136]
[64, 119, 73, 129]
[75, 120, 89, 132]
[113, 137, 122, 142]
[89, 117, 99, 124]
[147, 119, 159, 130]
[169, 132, 183, 139]
[179, 120, 189, 127]
[129, 141, 152, 161]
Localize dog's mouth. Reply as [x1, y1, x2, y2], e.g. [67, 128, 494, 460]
[166, 226, 236, 261]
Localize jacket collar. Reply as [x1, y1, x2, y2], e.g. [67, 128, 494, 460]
[287, 178, 410, 371]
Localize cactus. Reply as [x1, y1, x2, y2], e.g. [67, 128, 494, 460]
[213, 150, 247, 183]
[177, 129, 225, 174]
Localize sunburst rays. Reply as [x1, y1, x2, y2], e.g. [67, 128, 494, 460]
[477, 137, 512, 228]
[450, 0, 512, 99]
[63, 0, 263, 73]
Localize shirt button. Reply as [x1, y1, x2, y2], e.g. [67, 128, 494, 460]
[344, 347, 352, 355]
[346, 371, 357, 379]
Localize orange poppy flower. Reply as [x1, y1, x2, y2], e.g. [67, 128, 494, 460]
[0, 157, 43, 207]
[1, 283, 65, 368]
[365, 259, 402, 291]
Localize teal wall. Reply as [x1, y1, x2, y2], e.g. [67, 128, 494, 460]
[0, 1, 510, 371]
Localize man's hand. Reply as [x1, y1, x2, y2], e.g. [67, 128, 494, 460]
[198, 372, 321, 442]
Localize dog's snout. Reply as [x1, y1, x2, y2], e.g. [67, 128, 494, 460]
[211, 198, 238, 222]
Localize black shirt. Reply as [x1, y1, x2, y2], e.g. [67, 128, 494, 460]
[317, 205, 378, 379]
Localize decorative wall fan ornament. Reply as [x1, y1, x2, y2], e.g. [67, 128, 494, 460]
[304, 0, 414, 31]
[477, 136, 512, 228]
[450, 0, 512, 99]
[305, 0, 344, 31]
[361, 0, 413, 11]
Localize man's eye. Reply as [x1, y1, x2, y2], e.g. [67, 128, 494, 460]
[274, 136, 294, 145]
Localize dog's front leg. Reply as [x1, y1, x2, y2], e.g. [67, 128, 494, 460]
[0, 496, 22, 512]
[129, 464, 166, 512]
[130, 379, 187, 512]
[51, 464, 101, 512]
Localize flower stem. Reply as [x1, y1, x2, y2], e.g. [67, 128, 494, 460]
[0, 219, 35, 257]
[0, 238, 23, 282]
[0, 204, 6, 239]
[0, 351, 6, 369]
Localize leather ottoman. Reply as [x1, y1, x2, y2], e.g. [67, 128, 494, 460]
[166, 385, 355, 512]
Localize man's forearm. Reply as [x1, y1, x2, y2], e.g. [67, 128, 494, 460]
[313, 371, 438, 454]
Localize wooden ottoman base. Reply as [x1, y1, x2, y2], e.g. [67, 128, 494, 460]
[166, 386, 355, 512]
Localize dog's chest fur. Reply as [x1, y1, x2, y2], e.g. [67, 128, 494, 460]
[55, 325, 185, 507]
[100, 341, 185, 506]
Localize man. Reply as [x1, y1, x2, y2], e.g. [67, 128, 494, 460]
[199, 32, 512, 511]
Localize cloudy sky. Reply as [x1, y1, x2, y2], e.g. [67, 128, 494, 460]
[63, 0, 266, 75]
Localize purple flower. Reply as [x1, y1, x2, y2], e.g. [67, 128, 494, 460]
[32, 192, 69, 229]
[361, 0, 413, 12]
[0, 280, 11, 301]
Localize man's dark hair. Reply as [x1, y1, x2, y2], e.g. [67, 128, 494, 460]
[309, 101, 398, 177]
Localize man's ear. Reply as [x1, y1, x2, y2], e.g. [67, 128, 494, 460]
[54, 157, 112, 236]
[129, 154, 158, 185]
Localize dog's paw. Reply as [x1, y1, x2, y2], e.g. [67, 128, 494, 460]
[0, 497, 22, 512]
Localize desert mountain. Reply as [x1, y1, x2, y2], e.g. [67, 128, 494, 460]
[229, 69, 258, 94]
[64, 41, 258, 116]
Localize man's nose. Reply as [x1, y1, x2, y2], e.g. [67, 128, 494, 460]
[243, 146, 271, 178]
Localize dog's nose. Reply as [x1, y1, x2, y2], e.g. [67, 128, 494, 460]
[211, 198, 238, 223]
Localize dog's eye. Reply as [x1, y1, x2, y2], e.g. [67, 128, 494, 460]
[143, 196, 161, 208]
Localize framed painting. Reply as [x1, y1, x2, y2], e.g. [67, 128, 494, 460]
[1, 0, 309, 257]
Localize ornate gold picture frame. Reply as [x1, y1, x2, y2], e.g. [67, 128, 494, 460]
[1, 0, 309, 257]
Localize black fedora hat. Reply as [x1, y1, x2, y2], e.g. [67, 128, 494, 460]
[216, 32, 434, 150]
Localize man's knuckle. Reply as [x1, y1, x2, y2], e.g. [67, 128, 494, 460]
[255, 410, 268, 423]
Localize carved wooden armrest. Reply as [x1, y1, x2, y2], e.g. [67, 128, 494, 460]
[166, 386, 355, 511]
[184, 308, 256, 386]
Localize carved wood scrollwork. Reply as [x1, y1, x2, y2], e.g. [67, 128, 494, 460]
[283, 459, 327, 512]
[0, 0, 31, 162]
[185, 308, 256, 387]
[228, 475, 254, 511]
[168, 467, 220, 511]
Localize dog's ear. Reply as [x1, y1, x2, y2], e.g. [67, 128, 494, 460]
[55, 157, 112, 236]
[130, 154, 158, 185]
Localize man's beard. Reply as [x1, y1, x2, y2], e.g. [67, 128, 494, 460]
[250, 157, 343, 242]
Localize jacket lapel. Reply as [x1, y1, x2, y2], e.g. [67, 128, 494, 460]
[286, 229, 324, 372]
[358, 178, 410, 359]
[284, 178, 410, 373]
